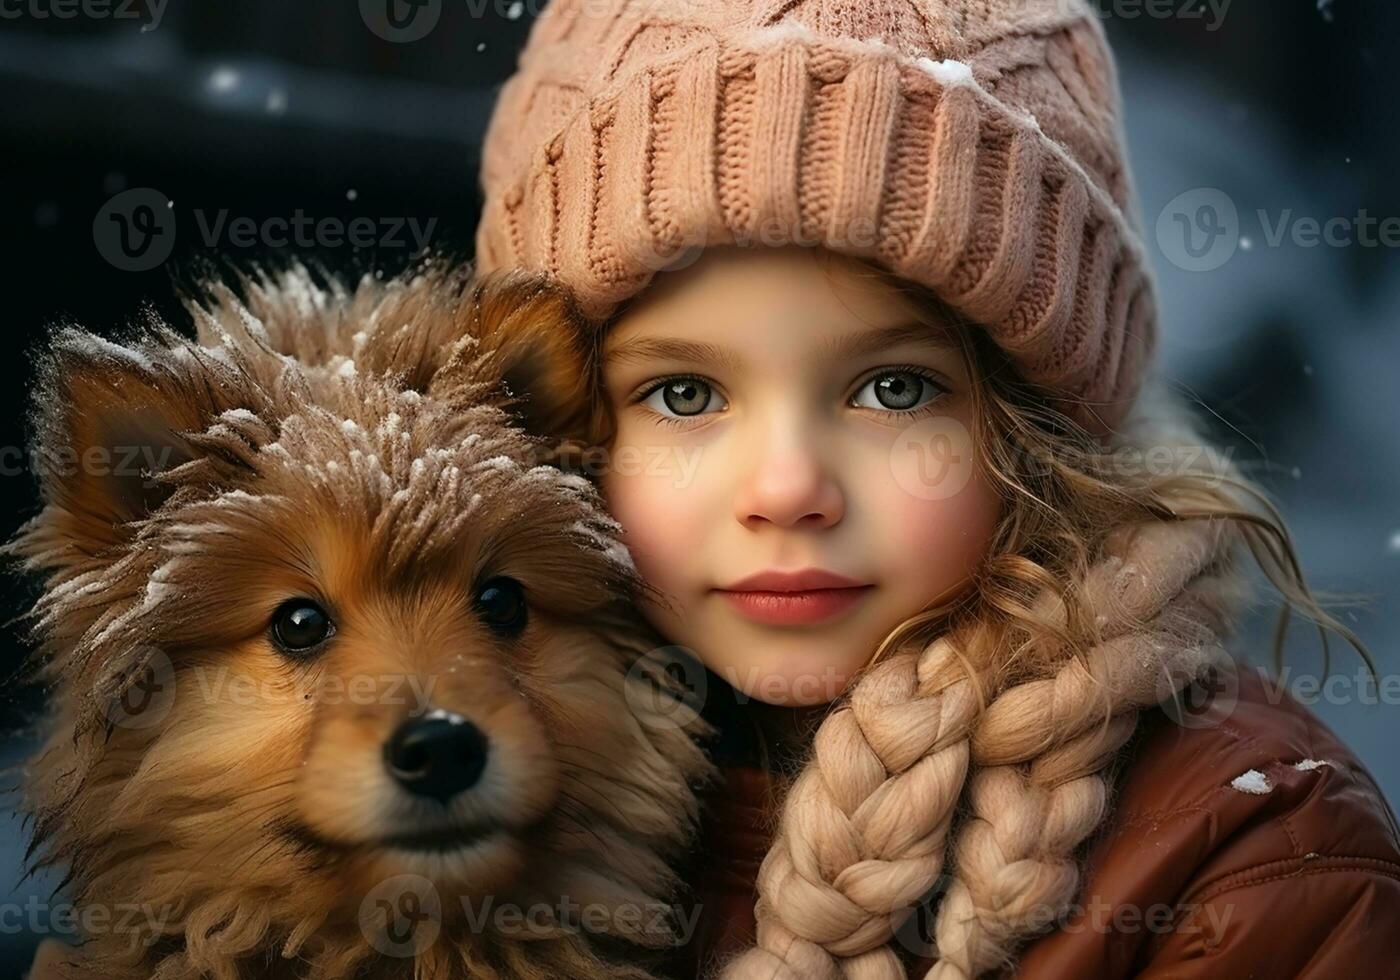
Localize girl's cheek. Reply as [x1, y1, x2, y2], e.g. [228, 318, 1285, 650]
[875, 460, 1001, 598]
[599, 450, 704, 594]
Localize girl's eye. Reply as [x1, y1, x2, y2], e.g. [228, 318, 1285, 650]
[270, 598, 335, 655]
[638, 376, 726, 420]
[475, 576, 528, 636]
[851, 368, 948, 413]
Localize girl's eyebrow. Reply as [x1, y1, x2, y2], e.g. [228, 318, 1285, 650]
[604, 337, 743, 373]
[819, 320, 958, 361]
[604, 320, 955, 370]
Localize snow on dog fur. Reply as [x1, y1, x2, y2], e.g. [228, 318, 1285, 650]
[9, 264, 713, 980]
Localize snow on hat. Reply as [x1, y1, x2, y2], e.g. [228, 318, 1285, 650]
[474, 0, 1157, 433]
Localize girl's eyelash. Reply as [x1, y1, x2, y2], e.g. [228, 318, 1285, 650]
[630, 374, 708, 406]
[653, 413, 702, 431]
[629, 375, 717, 430]
[629, 365, 951, 428]
[851, 364, 951, 415]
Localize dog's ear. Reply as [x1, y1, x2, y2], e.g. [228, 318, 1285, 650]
[438, 269, 598, 444]
[23, 330, 251, 561]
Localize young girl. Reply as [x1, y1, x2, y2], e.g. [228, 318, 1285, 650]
[472, 1, 1400, 977]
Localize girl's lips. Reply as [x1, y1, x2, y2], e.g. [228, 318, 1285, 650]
[715, 586, 874, 626]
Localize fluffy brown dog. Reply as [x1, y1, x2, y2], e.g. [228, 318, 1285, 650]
[10, 264, 713, 980]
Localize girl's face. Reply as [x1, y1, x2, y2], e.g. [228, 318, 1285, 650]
[599, 245, 1001, 707]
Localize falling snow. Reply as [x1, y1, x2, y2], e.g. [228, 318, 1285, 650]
[208, 67, 240, 93]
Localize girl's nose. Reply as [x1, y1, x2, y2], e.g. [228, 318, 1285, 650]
[733, 447, 845, 531]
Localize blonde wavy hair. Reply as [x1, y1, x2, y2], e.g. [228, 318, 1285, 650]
[575, 253, 1369, 979]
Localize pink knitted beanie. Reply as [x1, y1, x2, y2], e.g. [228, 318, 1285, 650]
[473, 0, 1156, 433]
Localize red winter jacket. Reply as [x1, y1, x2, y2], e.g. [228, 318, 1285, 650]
[673, 667, 1400, 978]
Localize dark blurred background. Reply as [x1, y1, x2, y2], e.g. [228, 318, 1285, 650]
[1, 1, 1397, 973]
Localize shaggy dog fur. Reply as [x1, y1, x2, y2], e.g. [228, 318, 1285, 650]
[8, 264, 713, 980]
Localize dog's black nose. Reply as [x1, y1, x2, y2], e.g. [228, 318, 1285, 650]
[384, 712, 490, 803]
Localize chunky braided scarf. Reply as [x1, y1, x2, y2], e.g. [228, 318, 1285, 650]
[721, 517, 1235, 979]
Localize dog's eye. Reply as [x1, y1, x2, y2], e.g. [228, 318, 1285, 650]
[270, 599, 334, 654]
[474, 576, 527, 635]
